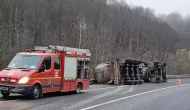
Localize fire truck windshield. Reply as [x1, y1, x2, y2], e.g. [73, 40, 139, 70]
[7, 54, 42, 70]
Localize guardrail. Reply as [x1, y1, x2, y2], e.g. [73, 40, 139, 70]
[167, 75, 190, 79]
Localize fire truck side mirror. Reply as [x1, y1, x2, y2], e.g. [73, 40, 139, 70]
[39, 64, 46, 73]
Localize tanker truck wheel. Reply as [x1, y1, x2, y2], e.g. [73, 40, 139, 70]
[134, 80, 139, 85]
[156, 78, 161, 83]
[139, 80, 144, 84]
[124, 80, 134, 85]
[76, 83, 82, 94]
[163, 78, 167, 82]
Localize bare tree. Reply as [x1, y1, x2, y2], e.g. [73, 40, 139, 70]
[0, 0, 188, 75]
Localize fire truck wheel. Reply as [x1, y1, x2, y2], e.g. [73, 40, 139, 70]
[76, 83, 82, 94]
[30, 85, 41, 99]
[156, 79, 161, 83]
[1, 90, 10, 97]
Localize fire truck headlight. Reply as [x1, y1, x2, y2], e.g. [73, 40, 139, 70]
[18, 77, 30, 84]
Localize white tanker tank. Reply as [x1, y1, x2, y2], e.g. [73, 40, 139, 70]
[93, 63, 111, 84]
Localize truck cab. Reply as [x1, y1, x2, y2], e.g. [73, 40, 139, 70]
[0, 45, 91, 99]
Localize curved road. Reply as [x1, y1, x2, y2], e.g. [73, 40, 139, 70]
[81, 82, 190, 110]
[0, 79, 190, 110]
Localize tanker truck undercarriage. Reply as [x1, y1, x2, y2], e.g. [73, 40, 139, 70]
[120, 59, 144, 85]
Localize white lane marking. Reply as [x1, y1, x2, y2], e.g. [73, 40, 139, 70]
[167, 79, 178, 83]
[85, 85, 127, 91]
[81, 83, 190, 110]
[128, 86, 133, 92]
[167, 81, 176, 82]
[68, 86, 126, 109]
[117, 86, 133, 95]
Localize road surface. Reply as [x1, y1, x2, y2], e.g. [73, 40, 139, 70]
[0, 79, 190, 110]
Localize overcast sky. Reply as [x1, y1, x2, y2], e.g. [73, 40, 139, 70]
[125, 0, 190, 16]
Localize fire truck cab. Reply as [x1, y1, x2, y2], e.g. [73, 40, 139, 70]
[0, 45, 91, 99]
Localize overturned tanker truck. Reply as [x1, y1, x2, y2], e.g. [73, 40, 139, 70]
[93, 59, 167, 85]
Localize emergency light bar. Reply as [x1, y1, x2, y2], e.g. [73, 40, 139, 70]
[66, 51, 77, 56]
[34, 45, 91, 57]
[66, 51, 72, 55]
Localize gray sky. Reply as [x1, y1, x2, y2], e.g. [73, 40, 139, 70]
[125, 0, 190, 16]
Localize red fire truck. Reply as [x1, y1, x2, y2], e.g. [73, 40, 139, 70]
[0, 45, 91, 99]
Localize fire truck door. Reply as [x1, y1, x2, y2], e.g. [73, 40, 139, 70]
[40, 56, 53, 92]
[62, 57, 77, 92]
[52, 57, 61, 91]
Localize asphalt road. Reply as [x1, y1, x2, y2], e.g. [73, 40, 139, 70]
[0, 79, 190, 110]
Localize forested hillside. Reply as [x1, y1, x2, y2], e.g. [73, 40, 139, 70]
[159, 12, 190, 49]
[0, 0, 189, 74]
[159, 12, 190, 74]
